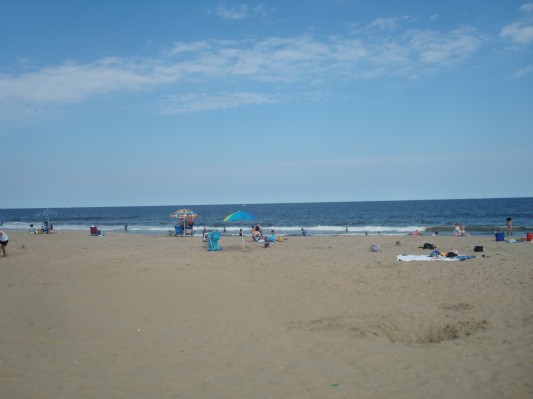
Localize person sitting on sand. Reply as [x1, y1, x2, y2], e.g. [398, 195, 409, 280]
[251, 225, 263, 241]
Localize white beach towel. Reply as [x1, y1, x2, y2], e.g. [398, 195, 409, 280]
[397, 255, 477, 262]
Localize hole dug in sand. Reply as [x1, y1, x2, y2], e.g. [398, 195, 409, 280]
[289, 311, 489, 345]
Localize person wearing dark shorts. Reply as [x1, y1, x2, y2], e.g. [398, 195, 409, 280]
[0, 231, 8, 257]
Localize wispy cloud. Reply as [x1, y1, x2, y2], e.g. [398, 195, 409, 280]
[0, 57, 175, 103]
[500, 3, 533, 45]
[500, 22, 533, 44]
[213, 3, 272, 20]
[0, 22, 486, 121]
[520, 3, 533, 13]
[405, 27, 483, 64]
[158, 91, 286, 114]
[367, 15, 412, 31]
[512, 64, 533, 78]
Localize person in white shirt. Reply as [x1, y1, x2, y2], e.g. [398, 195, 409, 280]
[0, 231, 9, 257]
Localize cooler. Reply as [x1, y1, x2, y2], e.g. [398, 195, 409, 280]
[526, 233, 533, 241]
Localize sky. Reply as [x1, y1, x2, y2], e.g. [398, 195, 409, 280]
[1, 0, 532, 209]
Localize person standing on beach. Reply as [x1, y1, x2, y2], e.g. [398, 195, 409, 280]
[0, 231, 9, 257]
[506, 217, 514, 236]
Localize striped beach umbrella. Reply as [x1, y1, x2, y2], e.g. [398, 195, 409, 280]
[170, 209, 198, 236]
[170, 209, 197, 220]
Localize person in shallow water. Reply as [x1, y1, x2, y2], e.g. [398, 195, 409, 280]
[506, 217, 514, 236]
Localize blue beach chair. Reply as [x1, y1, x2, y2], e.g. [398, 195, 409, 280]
[206, 230, 222, 251]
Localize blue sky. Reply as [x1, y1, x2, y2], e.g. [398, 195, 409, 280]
[1, 0, 532, 208]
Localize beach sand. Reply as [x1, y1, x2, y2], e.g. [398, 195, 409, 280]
[1, 231, 532, 398]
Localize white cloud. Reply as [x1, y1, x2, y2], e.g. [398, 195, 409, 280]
[406, 27, 483, 64]
[500, 3, 533, 45]
[500, 21, 533, 45]
[368, 15, 411, 31]
[0, 57, 175, 104]
[0, 24, 485, 118]
[167, 41, 213, 55]
[214, 3, 271, 20]
[512, 64, 533, 78]
[158, 91, 285, 114]
[519, 3, 533, 13]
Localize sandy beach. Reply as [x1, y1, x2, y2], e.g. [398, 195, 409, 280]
[1, 230, 531, 398]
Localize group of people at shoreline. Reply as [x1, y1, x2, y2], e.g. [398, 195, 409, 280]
[453, 222, 468, 236]
[452, 217, 514, 237]
[251, 224, 281, 242]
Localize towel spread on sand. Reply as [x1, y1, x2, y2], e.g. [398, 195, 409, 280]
[397, 255, 477, 262]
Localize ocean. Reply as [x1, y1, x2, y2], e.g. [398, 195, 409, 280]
[1, 198, 532, 237]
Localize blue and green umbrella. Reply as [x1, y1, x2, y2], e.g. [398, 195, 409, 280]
[222, 210, 256, 223]
[223, 210, 257, 251]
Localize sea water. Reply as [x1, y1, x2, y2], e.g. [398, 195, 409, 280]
[1, 198, 532, 237]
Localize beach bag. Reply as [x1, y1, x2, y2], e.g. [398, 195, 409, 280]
[446, 250, 459, 258]
[474, 246, 483, 252]
[422, 243, 436, 250]
[370, 244, 381, 252]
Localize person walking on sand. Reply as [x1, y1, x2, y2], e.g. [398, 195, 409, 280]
[0, 231, 9, 257]
[506, 217, 514, 236]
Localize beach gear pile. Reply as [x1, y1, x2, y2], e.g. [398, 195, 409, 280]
[370, 243, 382, 252]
